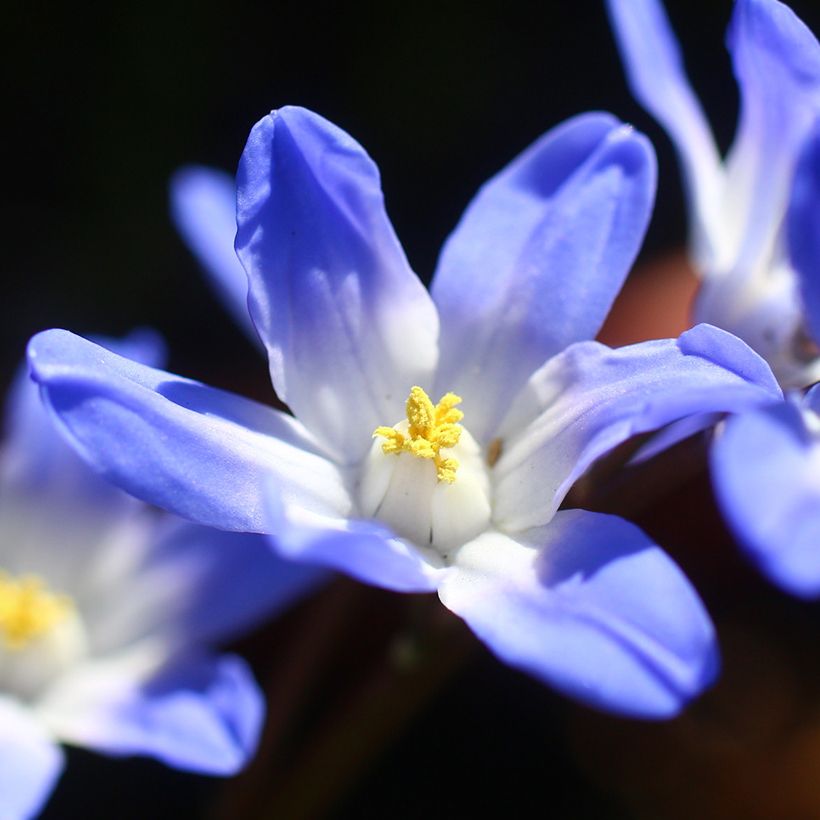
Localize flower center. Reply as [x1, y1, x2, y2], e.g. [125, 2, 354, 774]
[373, 387, 463, 483]
[0, 569, 88, 700]
[0, 571, 72, 651]
[361, 387, 492, 557]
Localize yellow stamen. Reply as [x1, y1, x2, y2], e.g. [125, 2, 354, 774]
[0, 571, 73, 651]
[374, 387, 464, 483]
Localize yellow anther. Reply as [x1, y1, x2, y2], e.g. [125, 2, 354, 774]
[0, 571, 73, 651]
[374, 387, 464, 483]
[373, 426, 405, 454]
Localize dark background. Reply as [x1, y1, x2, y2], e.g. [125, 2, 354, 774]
[6, 1, 820, 818]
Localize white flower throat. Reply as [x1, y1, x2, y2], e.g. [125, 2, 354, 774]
[0, 569, 88, 699]
[359, 386, 492, 556]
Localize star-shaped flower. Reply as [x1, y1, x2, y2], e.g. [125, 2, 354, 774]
[29, 106, 781, 718]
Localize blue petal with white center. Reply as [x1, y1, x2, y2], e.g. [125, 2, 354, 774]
[236, 106, 439, 464]
[440, 511, 718, 718]
[31, 106, 787, 718]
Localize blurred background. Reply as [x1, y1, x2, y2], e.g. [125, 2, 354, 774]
[5, 0, 820, 817]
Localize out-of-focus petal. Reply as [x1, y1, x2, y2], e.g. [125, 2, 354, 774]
[264, 485, 444, 593]
[39, 649, 262, 776]
[722, 0, 820, 275]
[788, 119, 820, 344]
[27, 329, 351, 532]
[606, 0, 722, 256]
[236, 106, 439, 463]
[0, 697, 64, 820]
[88, 523, 328, 653]
[440, 510, 718, 718]
[170, 166, 259, 343]
[711, 400, 820, 598]
[431, 113, 656, 442]
[493, 324, 781, 532]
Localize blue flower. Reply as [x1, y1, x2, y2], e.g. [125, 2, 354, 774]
[607, 0, 820, 386]
[28, 107, 782, 719]
[710, 121, 820, 597]
[609, 0, 820, 596]
[0, 333, 322, 819]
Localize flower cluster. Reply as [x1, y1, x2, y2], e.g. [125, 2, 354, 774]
[3, 0, 819, 816]
[608, 0, 820, 594]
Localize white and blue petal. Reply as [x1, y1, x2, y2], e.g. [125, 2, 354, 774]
[431, 112, 656, 442]
[170, 166, 259, 343]
[263, 485, 444, 593]
[690, 0, 820, 379]
[722, 0, 820, 277]
[788, 119, 820, 346]
[605, 0, 723, 258]
[493, 324, 781, 533]
[440, 510, 718, 718]
[711, 398, 820, 598]
[89, 522, 329, 652]
[38, 647, 262, 776]
[236, 106, 439, 463]
[0, 697, 64, 820]
[27, 329, 351, 533]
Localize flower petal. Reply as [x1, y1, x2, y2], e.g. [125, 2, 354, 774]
[605, 0, 722, 257]
[440, 510, 718, 718]
[3, 330, 164, 500]
[431, 113, 656, 442]
[493, 324, 782, 532]
[90, 522, 328, 652]
[722, 0, 820, 276]
[27, 329, 351, 532]
[711, 400, 820, 598]
[236, 106, 439, 463]
[0, 697, 63, 820]
[170, 166, 259, 343]
[38, 649, 262, 776]
[788, 119, 820, 345]
[264, 484, 444, 593]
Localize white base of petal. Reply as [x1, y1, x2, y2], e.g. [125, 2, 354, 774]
[358, 424, 491, 559]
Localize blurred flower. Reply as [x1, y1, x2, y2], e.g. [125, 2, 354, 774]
[0, 333, 322, 819]
[712, 386, 820, 598]
[710, 121, 820, 598]
[607, 0, 820, 386]
[609, 0, 820, 596]
[29, 106, 782, 719]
